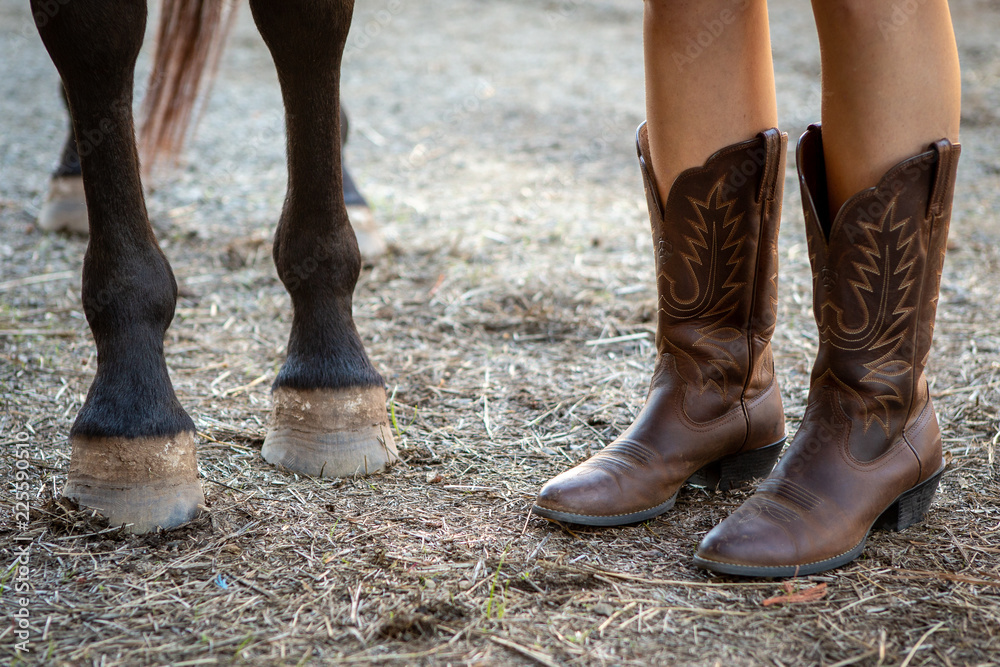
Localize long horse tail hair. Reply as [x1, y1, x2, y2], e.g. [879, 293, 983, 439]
[138, 0, 238, 174]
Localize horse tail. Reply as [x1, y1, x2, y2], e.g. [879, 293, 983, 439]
[138, 0, 238, 173]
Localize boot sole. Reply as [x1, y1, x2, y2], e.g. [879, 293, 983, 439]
[532, 438, 785, 527]
[693, 465, 945, 578]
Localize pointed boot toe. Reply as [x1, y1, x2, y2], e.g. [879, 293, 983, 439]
[533, 463, 678, 526]
[695, 512, 798, 575]
[694, 496, 842, 577]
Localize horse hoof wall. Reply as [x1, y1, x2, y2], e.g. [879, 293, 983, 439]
[63, 432, 204, 533]
[348, 205, 387, 261]
[38, 175, 89, 235]
[263, 385, 398, 478]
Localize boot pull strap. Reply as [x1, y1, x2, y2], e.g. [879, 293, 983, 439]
[756, 129, 783, 205]
[927, 139, 958, 220]
[635, 123, 664, 218]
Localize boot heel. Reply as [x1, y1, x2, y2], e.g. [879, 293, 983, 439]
[688, 438, 785, 491]
[874, 466, 945, 532]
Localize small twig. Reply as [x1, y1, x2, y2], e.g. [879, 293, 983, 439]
[584, 331, 650, 346]
[826, 650, 879, 667]
[899, 622, 945, 667]
[931, 379, 1000, 398]
[229, 574, 277, 601]
[426, 272, 446, 298]
[441, 485, 499, 492]
[525, 402, 563, 427]
[205, 477, 244, 492]
[761, 582, 828, 606]
[596, 601, 637, 635]
[0, 329, 77, 337]
[223, 372, 271, 396]
[889, 569, 1000, 587]
[51, 525, 128, 541]
[520, 505, 534, 536]
[481, 366, 493, 439]
[536, 559, 776, 588]
[0, 270, 77, 292]
[489, 636, 559, 667]
[350, 582, 363, 627]
[941, 524, 972, 567]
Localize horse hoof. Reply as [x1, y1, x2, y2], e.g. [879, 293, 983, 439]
[63, 432, 204, 533]
[38, 175, 89, 234]
[348, 204, 387, 261]
[262, 385, 398, 477]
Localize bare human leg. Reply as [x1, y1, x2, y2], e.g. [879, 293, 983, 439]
[644, 0, 777, 201]
[812, 0, 961, 218]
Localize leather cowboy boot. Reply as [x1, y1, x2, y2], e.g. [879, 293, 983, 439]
[695, 125, 959, 576]
[532, 123, 788, 525]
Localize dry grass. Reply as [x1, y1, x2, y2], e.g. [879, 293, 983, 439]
[2, 0, 1000, 665]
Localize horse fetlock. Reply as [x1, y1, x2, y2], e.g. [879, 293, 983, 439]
[82, 253, 178, 330]
[274, 222, 361, 295]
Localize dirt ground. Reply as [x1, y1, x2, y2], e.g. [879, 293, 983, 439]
[2, 0, 1000, 665]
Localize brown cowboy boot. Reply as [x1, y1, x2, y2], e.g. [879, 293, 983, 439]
[532, 123, 788, 526]
[695, 125, 959, 577]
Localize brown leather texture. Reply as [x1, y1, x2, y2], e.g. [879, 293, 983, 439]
[696, 125, 959, 573]
[533, 124, 788, 523]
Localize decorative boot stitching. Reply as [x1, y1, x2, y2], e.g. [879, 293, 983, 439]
[659, 176, 751, 400]
[817, 193, 925, 435]
[756, 478, 822, 511]
[587, 439, 656, 475]
[736, 496, 798, 525]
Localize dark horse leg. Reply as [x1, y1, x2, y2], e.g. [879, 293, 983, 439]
[33, 0, 202, 531]
[249, 0, 397, 476]
[37, 86, 88, 234]
[37, 85, 386, 257]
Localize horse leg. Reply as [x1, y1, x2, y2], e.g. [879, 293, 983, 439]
[32, 0, 202, 531]
[36, 59, 382, 257]
[340, 107, 386, 260]
[249, 0, 397, 477]
[37, 85, 88, 234]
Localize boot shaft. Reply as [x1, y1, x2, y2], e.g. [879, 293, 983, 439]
[797, 125, 960, 451]
[636, 124, 786, 409]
